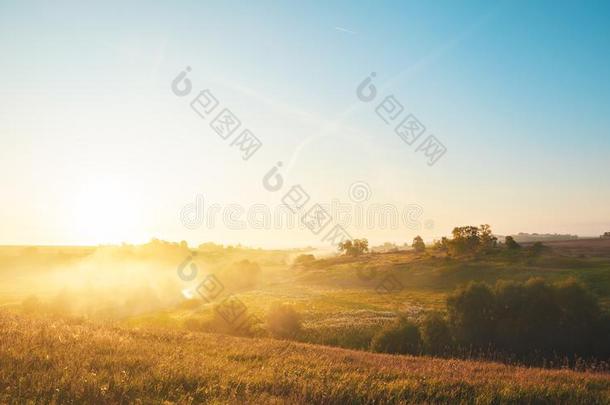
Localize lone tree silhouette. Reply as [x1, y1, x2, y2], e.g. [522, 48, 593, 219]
[412, 236, 426, 252]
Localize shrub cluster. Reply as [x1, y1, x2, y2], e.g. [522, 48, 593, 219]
[371, 278, 610, 363]
[293, 254, 316, 266]
[266, 303, 302, 339]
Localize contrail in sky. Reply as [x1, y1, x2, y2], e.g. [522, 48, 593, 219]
[334, 26, 357, 35]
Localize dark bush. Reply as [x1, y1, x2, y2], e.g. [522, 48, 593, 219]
[293, 254, 316, 266]
[446, 278, 609, 362]
[528, 242, 547, 256]
[266, 304, 302, 339]
[592, 312, 610, 359]
[370, 318, 421, 355]
[447, 282, 495, 347]
[203, 306, 261, 337]
[504, 236, 520, 249]
[420, 312, 453, 355]
[493, 280, 531, 353]
[554, 278, 601, 355]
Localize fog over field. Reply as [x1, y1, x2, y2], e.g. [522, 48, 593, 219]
[2, 0, 610, 403]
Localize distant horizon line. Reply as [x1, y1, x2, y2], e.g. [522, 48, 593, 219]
[0, 233, 607, 251]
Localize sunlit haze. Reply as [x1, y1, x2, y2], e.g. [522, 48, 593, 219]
[1, 1, 609, 247]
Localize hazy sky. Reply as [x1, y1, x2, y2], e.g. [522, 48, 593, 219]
[1, 0, 609, 247]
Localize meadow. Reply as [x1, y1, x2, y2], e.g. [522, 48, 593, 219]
[1, 311, 609, 404]
[1, 238, 610, 403]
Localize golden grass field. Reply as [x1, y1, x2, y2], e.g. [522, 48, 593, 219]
[1, 240, 610, 403]
[1, 311, 609, 404]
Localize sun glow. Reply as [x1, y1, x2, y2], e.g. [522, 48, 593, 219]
[69, 178, 142, 244]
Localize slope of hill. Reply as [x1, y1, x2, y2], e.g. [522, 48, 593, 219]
[1, 311, 608, 404]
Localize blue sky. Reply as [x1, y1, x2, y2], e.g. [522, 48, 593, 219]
[0, 0, 609, 246]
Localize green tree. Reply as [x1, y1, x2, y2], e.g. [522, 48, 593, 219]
[338, 238, 369, 256]
[412, 235, 426, 253]
[504, 236, 521, 249]
[479, 224, 497, 252]
[433, 237, 449, 252]
[449, 226, 481, 255]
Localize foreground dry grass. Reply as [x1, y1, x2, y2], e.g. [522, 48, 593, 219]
[1, 311, 609, 404]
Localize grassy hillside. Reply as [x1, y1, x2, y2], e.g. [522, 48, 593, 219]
[165, 239, 610, 348]
[1, 311, 609, 404]
[3, 239, 610, 353]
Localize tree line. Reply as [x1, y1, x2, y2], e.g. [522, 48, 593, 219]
[371, 277, 610, 365]
[338, 224, 547, 257]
